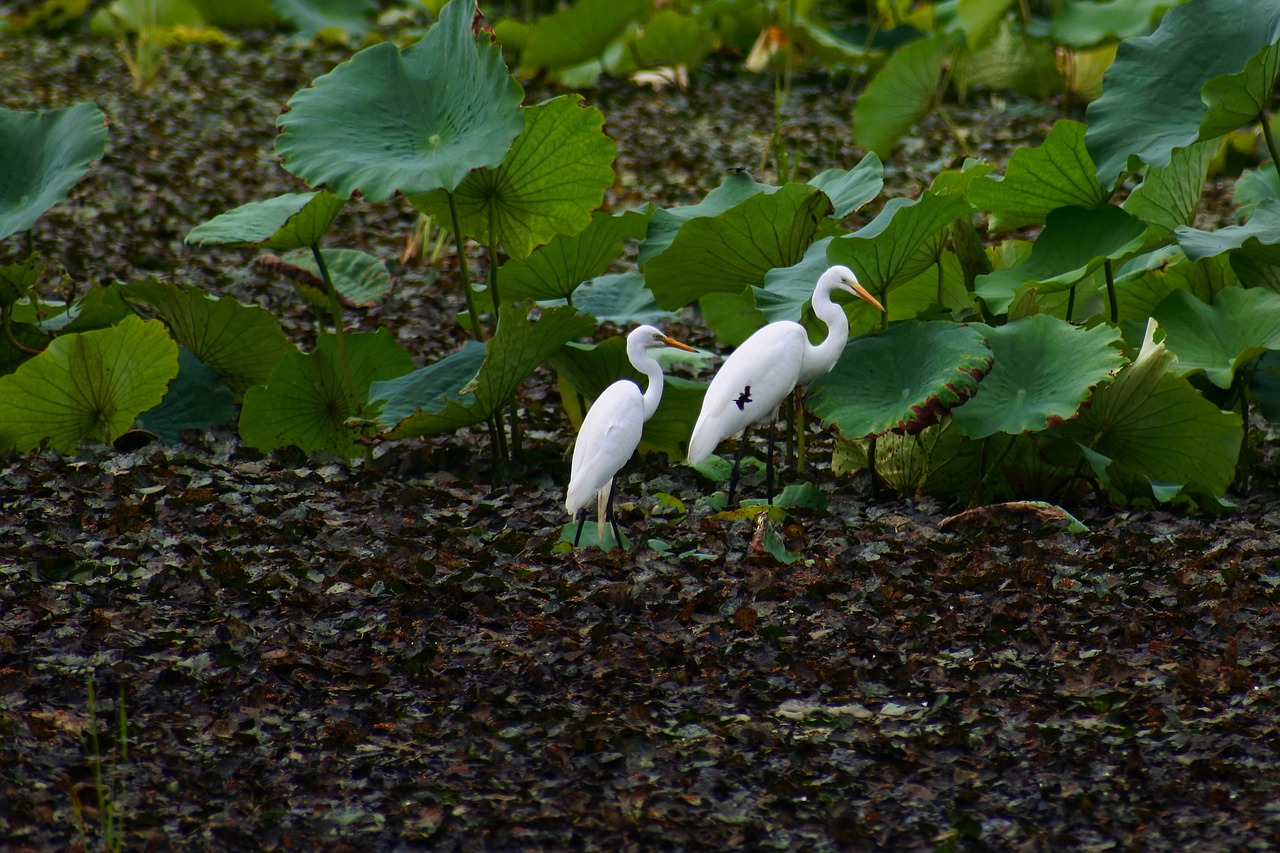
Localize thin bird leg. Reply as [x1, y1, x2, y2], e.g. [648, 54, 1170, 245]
[765, 414, 777, 505]
[728, 425, 752, 506]
[606, 477, 622, 550]
[573, 510, 586, 547]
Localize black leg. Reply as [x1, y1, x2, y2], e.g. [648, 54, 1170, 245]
[765, 414, 777, 505]
[728, 425, 752, 506]
[573, 510, 586, 547]
[605, 478, 622, 549]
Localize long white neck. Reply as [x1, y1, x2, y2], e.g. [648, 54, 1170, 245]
[799, 270, 851, 382]
[629, 346, 666, 422]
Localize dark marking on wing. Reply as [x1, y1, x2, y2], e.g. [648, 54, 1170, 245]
[735, 386, 752, 411]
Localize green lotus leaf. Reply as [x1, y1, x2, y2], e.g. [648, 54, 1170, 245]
[1233, 165, 1280, 219]
[967, 120, 1107, 233]
[122, 278, 294, 399]
[1198, 41, 1280, 140]
[135, 347, 236, 442]
[239, 328, 414, 459]
[367, 339, 486, 417]
[185, 191, 345, 251]
[1049, 0, 1168, 47]
[1152, 286, 1280, 389]
[1085, 0, 1280, 187]
[0, 258, 41, 310]
[1114, 251, 1233, 322]
[1054, 322, 1242, 505]
[951, 315, 1125, 439]
[0, 102, 108, 241]
[271, 0, 376, 38]
[853, 33, 952, 158]
[569, 271, 674, 326]
[808, 154, 884, 220]
[642, 182, 829, 310]
[976, 204, 1152, 315]
[500, 208, 652, 303]
[631, 8, 716, 70]
[639, 171, 774, 265]
[34, 283, 131, 335]
[952, 0, 1017, 45]
[845, 420, 984, 497]
[809, 320, 993, 438]
[518, 0, 649, 74]
[1175, 199, 1280, 262]
[276, 0, 524, 201]
[1122, 140, 1217, 232]
[275, 248, 393, 307]
[827, 191, 972, 305]
[0, 315, 178, 453]
[411, 95, 617, 262]
[377, 303, 597, 437]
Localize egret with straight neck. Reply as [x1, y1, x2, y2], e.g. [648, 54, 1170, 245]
[686, 264, 885, 504]
[567, 325, 696, 548]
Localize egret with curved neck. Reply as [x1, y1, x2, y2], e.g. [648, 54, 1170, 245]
[687, 264, 884, 504]
[567, 325, 696, 548]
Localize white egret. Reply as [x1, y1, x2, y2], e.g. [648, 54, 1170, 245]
[566, 325, 697, 548]
[686, 264, 885, 503]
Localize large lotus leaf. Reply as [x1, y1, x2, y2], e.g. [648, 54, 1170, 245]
[826, 192, 972, 304]
[976, 204, 1152, 315]
[500, 208, 652, 302]
[809, 320, 992, 439]
[1085, 0, 1280, 187]
[35, 284, 131, 335]
[1122, 140, 1217, 232]
[271, 0, 376, 38]
[185, 191, 344, 251]
[852, 33, 951, 158]
[411, 95, 616, 262]
[122, 278, 294, 400]
[273, 248, 393, 308]
[519, 0, 649, 74]
[642, 182, 829, 310]
[883, 251, 974, 320]
[240, 329, 413, 459]
[1114, 251, 1233, 321]
[1152, 287, 1280, 389]
[377, 303, 597, 437]
[1049, 0, 1169, 47]
[698, 288, 767, 349]
[1232, 166, 1280, 220]
[639, 171, 774, 265]
[367, 339, 486, 418]
[1250, 350, 1280, 421]
[1198, 41, 1280, 140]
[967, 120, 1106, 233]
[135, 347, 236, 442]
[276, 0, 524, 201]
[836, 421, 983, 498]
[569, 272, 674, 326]
[951, 0, 1016, 45]
[951, 15, 1061, 100]
[0, 102, 107, 241]
[551, 335, 705, 460]
[785, 14, 885, 70]
[0, 315, 178, 453]
[1054, 321, 1241, 504]
[808, 154, 884, 220]
[950, 315, 1125, 439]
[1175, 199, 1280, 262]
[1232, 243, 1280, 293]
[0, 258, 40, 310]
[630, 9, 717, 70]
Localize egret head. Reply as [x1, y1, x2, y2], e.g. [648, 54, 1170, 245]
[826, 265, 885, 313]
